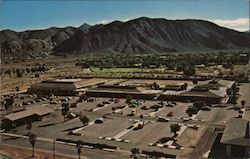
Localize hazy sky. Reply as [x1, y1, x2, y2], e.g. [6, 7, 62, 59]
[0, 0, 249, 31]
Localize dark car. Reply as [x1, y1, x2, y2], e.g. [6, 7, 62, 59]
[97, 103, 105, 107]
[141, 106, 150, 110]
[70, 103, 78, 108]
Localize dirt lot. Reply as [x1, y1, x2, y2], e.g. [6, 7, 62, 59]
[0, 144, 76, 159]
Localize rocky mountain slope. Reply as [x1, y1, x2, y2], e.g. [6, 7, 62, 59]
[54, 17, 250, 54]
[1, 17, 249, 62]
[0, 26, 80, 61]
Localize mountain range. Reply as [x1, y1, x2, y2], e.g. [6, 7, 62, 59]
[1, 17, 250, 61]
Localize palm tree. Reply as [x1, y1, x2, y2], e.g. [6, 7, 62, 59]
[125, 95, 133, 106]
[76, 140, 82, 159]
[186, 108, 193, 117]
[28, 133, 37, 157]
[79, 112, 89, 125]
[130, 147, 140, 159]
[170, 124, 181, 137]
[61, 103, 70, 122]
[4, 96, 14, 113]
[241, 100, 246, 108]
[26, 120, 32, 134]
[15, 86, 20, 97]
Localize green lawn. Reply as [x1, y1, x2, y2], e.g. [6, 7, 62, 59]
[90, 67, 149, 73]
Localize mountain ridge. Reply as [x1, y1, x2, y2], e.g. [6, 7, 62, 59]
[1, 17, 249, 62]
[54, 17, 250, 54]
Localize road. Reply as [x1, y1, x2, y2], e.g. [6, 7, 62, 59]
[0, 135, 130, 159]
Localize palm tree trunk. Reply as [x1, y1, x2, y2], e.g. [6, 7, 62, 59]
[32, 146, 35, 157]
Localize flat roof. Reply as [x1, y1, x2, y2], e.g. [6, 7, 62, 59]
[4, 106, 53, 122]
[53, 79, 83, 83]
[220, 118, 250, 147]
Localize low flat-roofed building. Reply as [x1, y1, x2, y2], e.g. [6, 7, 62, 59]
[85, 85, 162, 99]
[2, 106, 53, 129]
[220, 118, 250, 158]
[27, 78, 108, 96]
[160, 79, 234, 104]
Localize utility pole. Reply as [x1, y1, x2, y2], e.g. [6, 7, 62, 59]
[53, 139, 55, 159]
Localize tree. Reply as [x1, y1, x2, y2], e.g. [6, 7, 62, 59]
[15, 86, 20, 96]
[16, 71, 23, 77]
[26, 68, 31, 74]
[193, 101, 204, 110]
[192, 79, 198, 85]
[26, 120, 32, 134]
[125, 95, 133, 106]
[183, 66, 196, 76]
[186, 108, 193, 117]
[4, 96, 14, 113]
[226, 88, 232, 96]
[6, 69, 11, 77]
[152, 82, 160, 90]
[78, 94, 88, 102]
[31, 67, 37, 73]
[61, 103, 70, 122]
[181, 83, 188, 90]
[79, 112, 89, 125]
[76, 140, 82, 159]
[170, 124, 181, 137]
[130, 147, 140, 159]
[241, 100, 246, 108]
[16, 68, 23, 77]
[28, 133, 37, 157]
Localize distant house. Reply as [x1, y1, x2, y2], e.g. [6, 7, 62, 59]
[220, 118, 250, 158]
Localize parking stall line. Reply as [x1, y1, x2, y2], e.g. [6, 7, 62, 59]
[72, 121, 95, 133]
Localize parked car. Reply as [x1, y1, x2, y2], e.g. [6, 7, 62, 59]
[95, 118, 104, 124]
[41, 97, 47, 101]
[35, 98, 43, 102]
[150, 104, 162, 109]
[157, 116, 170, 122]
[87, 98, 94, 102]
[23, 101, 31, 105]
[166, 103, 174, 107]
[114, 98, 120, 103]
[50, 101, 59, 104]
[167, 112, 174, 117]
[201, 106, 211, 111]
[131, 109, 137, 116]
[137, 122, 144, 129]
[158, 101, 164, 105]
[171, 102, 177, 105]
[238, 109, 244, 114]
[182, 118, 190, 122]
[97, 103, 105, 107]
[103, 100, 111, 104]
[141, 106, 150, 110]
[61, 98, 68, 101]
[236, 114, 242, 118]
[70, 103, 78, 108]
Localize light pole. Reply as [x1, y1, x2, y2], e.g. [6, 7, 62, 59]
[53, 139, 55, 159]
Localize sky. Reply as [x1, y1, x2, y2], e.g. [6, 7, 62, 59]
[0, 0, 249, 32]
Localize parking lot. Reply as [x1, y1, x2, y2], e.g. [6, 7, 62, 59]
[1, 91, 244, 158]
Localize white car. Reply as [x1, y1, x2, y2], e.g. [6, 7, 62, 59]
[95, 118, 104, 124]
[157, 116, 170, 122]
